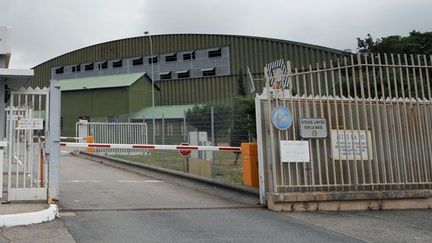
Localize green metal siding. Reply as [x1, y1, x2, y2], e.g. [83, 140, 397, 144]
[29, 34, 345, 105]
[128, 76, 156, 113]
[61, 87, 128, 135]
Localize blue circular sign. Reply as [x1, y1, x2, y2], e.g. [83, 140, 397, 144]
[271, 106, 293, 130]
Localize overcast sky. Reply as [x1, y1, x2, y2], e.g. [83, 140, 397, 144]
[1, 0, 431, 69]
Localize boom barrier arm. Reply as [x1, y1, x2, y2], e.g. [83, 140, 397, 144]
[60, 142, 241, 152]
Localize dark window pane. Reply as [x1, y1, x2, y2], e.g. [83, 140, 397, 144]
[73, 65, 81, 72]
[100, 61, 108, 69]
[55, 67, 64, 74]
[113, 60, 123, 68]
[183, 51, 196, 60]
[177, 71, 190, 78]
[85, 63, 94, 71]
[160, 72, 172, 80]
[165, 53, 177, 62]
[202, 68, 216, 76]
[208, 48, 222, 58]
[133, 57, 143, 66]
[149, 56, 158, 64]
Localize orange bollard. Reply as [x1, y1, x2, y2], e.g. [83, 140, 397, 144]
[86, 135, 95, 153]
[241, 143, 259, 188]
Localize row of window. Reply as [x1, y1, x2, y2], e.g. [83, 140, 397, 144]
[159, 68, 216, 80]
[55, 48, 222, 74]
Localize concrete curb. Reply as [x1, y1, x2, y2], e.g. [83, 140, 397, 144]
[0, 204, 59, 227]
[78, 152, 259, 197]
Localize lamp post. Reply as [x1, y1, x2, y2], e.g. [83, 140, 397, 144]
[144, 31, 155, 144]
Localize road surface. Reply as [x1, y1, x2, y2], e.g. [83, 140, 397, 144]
[59, 154, 359, 242]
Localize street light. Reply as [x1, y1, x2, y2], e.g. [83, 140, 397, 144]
[144, 31, 156, 144]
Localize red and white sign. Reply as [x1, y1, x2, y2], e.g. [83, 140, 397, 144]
[178, 143, 192, 157]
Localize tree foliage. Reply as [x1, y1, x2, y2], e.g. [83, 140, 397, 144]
[357, 31, 432, 55]
[185, 104, 232, 144]
[237, 70, 247, 96]
[230, 96, 256, 147]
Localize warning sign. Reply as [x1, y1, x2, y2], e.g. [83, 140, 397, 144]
[16, 118, 43, 130]
[299, 118, 327, 139]
[331, 130, 373, 160]
[280, 140, 310, 163]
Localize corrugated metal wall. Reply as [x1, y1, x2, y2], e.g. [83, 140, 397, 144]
[29, 34, 344, 105]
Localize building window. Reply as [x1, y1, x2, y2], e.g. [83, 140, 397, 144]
[180, 120, 186, 137]
[183, 51, 195, 60]
[55, 67, 64, 74]
[165, 53, 177, 62]
[113, 60, 123, 68]
[177, 70, 190, 79]
[85, 63, 94, 71]
[159, 71, 172, 80]
[155, 122, 160, 136]
[208, 48, 222, 58]
[99, 61, 108, 69]
[72, 64, 81, 72]
[202, 67, 216, 77]
[149, 56, 158, 64]
[133, 57, 143, 66]
[166, 122, 174, 136]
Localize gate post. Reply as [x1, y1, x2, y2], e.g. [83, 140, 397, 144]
[47, 80, 61, 202]
[255, 95, 266, 205]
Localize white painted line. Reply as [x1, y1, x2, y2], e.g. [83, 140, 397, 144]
[63, 180, 102, 183]
[117, 180, 164, 183]
[0, 204, 58, 227]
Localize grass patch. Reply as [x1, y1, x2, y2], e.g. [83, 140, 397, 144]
[111, 150, 244, 185]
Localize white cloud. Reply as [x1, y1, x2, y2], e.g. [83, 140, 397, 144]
[1, 0, 431, 68]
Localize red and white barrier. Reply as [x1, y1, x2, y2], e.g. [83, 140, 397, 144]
[59, 142, 241, 152]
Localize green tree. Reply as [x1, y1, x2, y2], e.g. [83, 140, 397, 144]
[237, 70, 247, 96]
[186, 104, 232, 145]
[229, 96, 256, 147]
[357, 31, 432, 55]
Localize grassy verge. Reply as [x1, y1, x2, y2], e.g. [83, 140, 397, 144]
[111, 150, 244, 185]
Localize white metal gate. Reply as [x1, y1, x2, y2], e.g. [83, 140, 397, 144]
[256, 53, 432, 204]
[76, 121, 148, 155]
[5, 87, 49, 201]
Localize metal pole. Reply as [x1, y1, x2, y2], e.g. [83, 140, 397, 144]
[183, 111, 187, 142]
[144, 31, 155, 144]
[211, 106, 215, 179]
[162, 113, 165, 145]
[48, 80, 61, 202]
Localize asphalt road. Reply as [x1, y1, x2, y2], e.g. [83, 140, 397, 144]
[59, 154, 359, 243]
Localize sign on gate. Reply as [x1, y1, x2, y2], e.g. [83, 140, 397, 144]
[16, 118, 44, 130]
[266, 59, 289, 89]
[280, 140, 310, 163]
[178, 143, 192, 157]
[299, 118, 327, 139]
[330, 130, 373, 160]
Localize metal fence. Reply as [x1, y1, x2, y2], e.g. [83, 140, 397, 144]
[3, 88, 49, 201]
[76, 121, 148, 155]
[257, 53, 432, 202]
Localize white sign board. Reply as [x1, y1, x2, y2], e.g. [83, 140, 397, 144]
[280, 140, 310, 163]
[16, 118, 43, 130]
[299, 118, 327, 138]
[331, 130, 373, 160]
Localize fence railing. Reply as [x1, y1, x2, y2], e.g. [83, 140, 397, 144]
[258, 53, 432, 198]
[76, 121, 148, 155]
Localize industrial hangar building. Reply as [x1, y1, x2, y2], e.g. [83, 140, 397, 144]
[28, 34, 345, 137]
